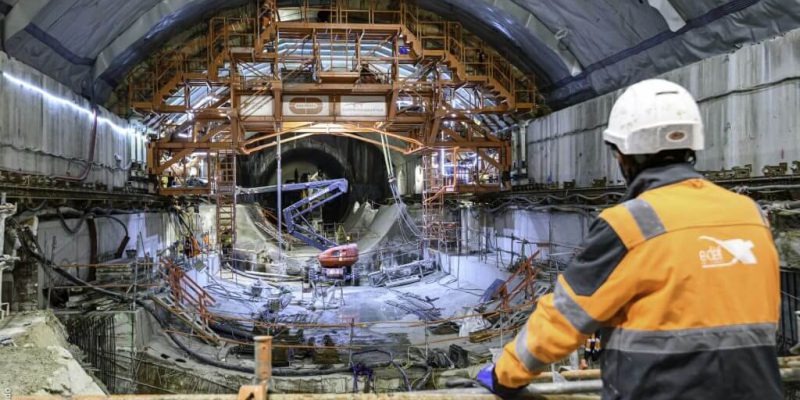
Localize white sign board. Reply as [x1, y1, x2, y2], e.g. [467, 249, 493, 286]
[338, 96, 387, 117]
[283, 96, 330, 117]
[239, 95, 274, 117]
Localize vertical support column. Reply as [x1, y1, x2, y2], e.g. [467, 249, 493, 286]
[276, 125, 283, 262]
[255, 336, 273, 385]
[238, 335, 272, 400]
[348, 318, 355, 366]
[0, 193, 17, 320]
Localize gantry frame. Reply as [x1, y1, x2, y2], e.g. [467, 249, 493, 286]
[131, 0, 541, 200]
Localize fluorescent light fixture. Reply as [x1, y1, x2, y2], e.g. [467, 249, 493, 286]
[2, 71, 138, 138]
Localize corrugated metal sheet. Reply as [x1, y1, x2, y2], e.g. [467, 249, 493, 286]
[526, 28, 800, 186]
[37, 212, 180, 284]
[0, 50, 145, 189]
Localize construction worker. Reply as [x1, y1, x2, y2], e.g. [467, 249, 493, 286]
[477, 79, 781, 399]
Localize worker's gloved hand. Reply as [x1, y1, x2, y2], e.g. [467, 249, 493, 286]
[476, 364, 526, 399]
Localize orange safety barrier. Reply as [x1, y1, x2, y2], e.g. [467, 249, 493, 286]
[164, 260, 217, 325]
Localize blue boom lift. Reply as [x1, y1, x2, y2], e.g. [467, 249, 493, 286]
[237, 179, 348, 250]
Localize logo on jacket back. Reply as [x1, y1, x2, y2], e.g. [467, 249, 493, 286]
[697, 236, 757, 268]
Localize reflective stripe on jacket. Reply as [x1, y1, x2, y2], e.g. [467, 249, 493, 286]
[494, 163, 781, 399]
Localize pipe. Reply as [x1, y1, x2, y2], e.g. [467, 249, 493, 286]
[735, 184, 800, 193]
[523, 380, 602, 395]
[10, 223, 408, 377]
[774, 200, 800, 210]
[11, 218, 800, 391]
[276, 131, 283, 257]
[440, 380, 603, 396]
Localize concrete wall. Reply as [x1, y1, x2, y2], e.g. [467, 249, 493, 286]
[36, 212, 180, 267]
[10, 211, 180, 311]
[451, 207, 592, 289]
[526, 28, 800, 186]
[0, 50, 145, 189]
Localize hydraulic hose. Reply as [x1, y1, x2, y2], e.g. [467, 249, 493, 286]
[10, 219, 412, 378]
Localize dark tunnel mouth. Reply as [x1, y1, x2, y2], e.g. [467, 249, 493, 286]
[258, 147, 351, 223]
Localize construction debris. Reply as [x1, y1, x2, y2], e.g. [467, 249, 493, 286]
[368, 259, 437, 287]
[0, 311, 105, 396]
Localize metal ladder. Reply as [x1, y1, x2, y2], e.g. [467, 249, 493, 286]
[422, 153, 446, 251]
[215, 151, 237, 261]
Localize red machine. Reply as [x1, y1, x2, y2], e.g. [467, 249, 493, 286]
[317, 243, 359, 268]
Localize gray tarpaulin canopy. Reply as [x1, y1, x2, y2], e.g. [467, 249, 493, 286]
[1, 0, 799, 108]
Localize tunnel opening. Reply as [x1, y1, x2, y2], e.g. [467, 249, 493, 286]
[238, 138, 391, 223]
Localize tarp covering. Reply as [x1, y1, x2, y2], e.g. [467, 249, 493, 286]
[1, 0, 800, 108]
[0, 50, 145, 188]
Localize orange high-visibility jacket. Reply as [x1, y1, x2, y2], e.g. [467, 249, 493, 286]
[494, 163, 781, 399]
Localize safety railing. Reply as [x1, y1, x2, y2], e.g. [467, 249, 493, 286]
[317, 222, 370, 243]
[418, 21, 447, 52]
[185, 56, 209, 77]
[298, 0, 336, 23]
[446, 22, 464, 67]
[514, 76, 537, 105]
[233, 61, 273, 92]
[315, 32, 359, 72]
[489, 55, 514, 96]
[209, 17, 228, 74]
[463, 46, 490, 77]
[154, 52, 184, 99]
[372, 8, 401, 24]
[127, 66, 156, 106]
[164, 260, 217, 325]
[209, 17, 258, 79]
[338, 6, 370, 24]
[127, 0, 537, 112]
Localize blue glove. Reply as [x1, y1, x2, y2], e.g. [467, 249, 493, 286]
[476, 364, 526, 399]
[476, 364, 496, 389]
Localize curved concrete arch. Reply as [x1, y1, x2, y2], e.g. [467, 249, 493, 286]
[647, 0, 687, 32]
[501, 0, 583, 76]
[2, 0, 48, 40]
[92, 0, 249, 82]
[3, 0, 800, 108]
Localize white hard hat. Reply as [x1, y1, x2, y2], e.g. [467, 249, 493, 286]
[603, 79, 704, 155]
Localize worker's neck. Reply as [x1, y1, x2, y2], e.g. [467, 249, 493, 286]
[623, 163, 702, 200]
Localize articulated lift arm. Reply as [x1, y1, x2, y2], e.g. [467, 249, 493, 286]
[237, 179, 348, 250]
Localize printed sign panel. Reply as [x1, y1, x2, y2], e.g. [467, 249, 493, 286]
[283, 96, 330, 116]
[338, 96, 387, 117]
[239, 95, 274, 117]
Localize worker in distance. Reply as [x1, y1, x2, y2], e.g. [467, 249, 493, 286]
[477, 79, 781, 399]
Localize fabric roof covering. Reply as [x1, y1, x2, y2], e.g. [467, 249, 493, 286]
[1, 0, 799, 108]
